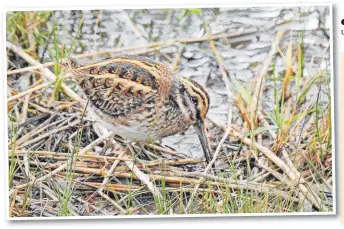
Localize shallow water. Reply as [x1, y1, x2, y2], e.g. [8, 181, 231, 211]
[45, 6, 331, 158]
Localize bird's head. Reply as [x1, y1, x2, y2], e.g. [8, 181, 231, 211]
[173, 76, 212, 163]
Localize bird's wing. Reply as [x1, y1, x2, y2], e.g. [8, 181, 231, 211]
[68, 55, 173, 94]
[84, 75, 156, 118]
[67, 56, 172, 118]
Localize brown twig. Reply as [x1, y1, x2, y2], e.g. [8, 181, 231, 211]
[96, 150, 127, 213]
[20, 119, 80, 148]
[124, 155, 163, 199]
[228, 126, 324, 210]
[9, 189, 18, 217]
[7, 29, 260, 76]
[143, 143, 187, 159]
[250, 31, 285, 125]
[171, 44, 185, 71]
[8, 82, 52, 103]
[10, 132, 114, 195]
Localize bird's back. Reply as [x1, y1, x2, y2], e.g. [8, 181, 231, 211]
[67, 56, 191, 142]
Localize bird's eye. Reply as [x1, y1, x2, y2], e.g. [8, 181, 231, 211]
[191, 97, 198, 104]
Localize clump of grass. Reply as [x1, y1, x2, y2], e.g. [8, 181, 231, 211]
[8, 119, 19, 189]
[58, 101, 89, 216]
[6, 11, 52, 56]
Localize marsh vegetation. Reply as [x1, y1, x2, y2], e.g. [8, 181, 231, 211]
[6, 6, 333, 217]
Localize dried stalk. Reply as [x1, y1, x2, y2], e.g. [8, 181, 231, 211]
[7, 29, 261, 76]
[97, 150, 127, 213]
[10, 132, 114, 195]
[15, 117, 66, 147]
[8, 82, 52, 102]
[251, 31, 285, 113]
[124, 158, 163, 199]
[143, 143, 187, 159]
[20, 119, 80, 147]
[228, 127, 325, 210]
[186, 108, 232, 211]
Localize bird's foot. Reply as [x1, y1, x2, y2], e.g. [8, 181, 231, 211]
[100, 132, 116, 155]
[126, 142, 155, 163]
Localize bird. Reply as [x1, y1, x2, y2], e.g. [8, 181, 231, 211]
[65, 55, 212, 163]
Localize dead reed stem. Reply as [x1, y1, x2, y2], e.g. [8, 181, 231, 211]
[7, 29, 260, 76]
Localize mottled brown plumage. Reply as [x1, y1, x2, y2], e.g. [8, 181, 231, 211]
[67, 55, 212, 162]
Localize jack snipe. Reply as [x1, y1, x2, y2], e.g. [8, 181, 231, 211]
[66, 55, 212, 162]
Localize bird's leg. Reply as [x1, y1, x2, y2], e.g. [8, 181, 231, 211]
[100, 132, 116, 155]
[125, 143, 146, 165]
[125, 142, 136, 158]
[126, 142, 152, 163]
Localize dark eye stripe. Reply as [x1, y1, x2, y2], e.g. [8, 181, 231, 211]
[190, 86, 207, 106]
[183, 78, 210, 118]
[185, 78, 209, 105]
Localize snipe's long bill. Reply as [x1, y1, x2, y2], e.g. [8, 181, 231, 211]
[65, 55, 212, 163]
